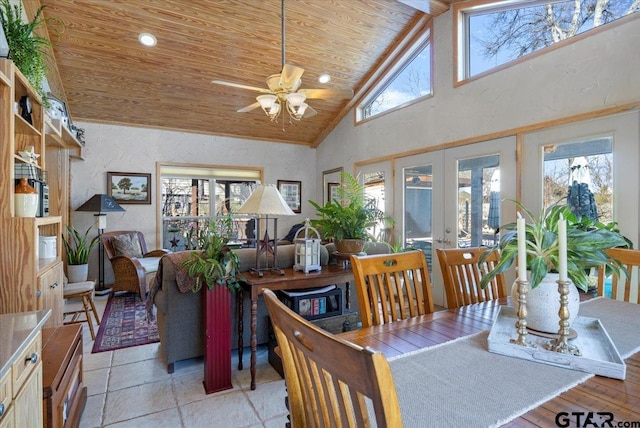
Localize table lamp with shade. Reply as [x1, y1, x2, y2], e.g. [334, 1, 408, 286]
[76, 194, 125, 293]
[236, 184, 295, 276]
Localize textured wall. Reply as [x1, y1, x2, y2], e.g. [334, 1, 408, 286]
[70, 123, 315, 283]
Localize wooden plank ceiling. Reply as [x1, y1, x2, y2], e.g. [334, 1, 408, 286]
[33, 0, 453, 147]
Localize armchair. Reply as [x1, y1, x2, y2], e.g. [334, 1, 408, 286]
[101, 231, 170, 300]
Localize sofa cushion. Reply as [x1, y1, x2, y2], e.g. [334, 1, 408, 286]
[138, 256, 162, 273]
[111, 233, 143, 258]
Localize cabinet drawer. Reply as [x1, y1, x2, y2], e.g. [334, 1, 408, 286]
[0, 370, 11, 425]
[11, 332, 41, 394]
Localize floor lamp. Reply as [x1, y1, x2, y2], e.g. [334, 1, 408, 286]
[76, 194, 125, 294]
[237, 184, 295, 277]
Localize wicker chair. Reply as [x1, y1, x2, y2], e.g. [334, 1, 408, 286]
[101, 231, 170, 300]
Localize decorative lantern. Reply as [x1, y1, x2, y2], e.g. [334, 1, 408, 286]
[294, 218, 322, 273]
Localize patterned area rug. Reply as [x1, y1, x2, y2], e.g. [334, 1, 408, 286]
[91, 292, 159, 353]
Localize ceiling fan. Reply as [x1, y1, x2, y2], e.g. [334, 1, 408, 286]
[211, 0, 353, 124]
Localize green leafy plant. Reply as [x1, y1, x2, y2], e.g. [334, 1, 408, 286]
[63, 225, 99, 265]
[182, 213, 240, 293]
[479, 200, 631, 292]
[309, 172, 393, 241]
[0, 0, 58, 99]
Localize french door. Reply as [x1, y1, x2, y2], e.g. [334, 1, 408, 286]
[394, 137, 517, 307]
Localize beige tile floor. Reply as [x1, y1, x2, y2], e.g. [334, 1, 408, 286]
[65, 294, 288, 428]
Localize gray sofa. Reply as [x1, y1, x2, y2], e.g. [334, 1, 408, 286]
[152, 244, 331, 372]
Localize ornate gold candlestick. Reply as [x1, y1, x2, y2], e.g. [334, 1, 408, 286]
[545, 279, 581, 355]
[511, 278, 536, 347]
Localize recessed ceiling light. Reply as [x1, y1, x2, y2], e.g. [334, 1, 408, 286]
[318, 74, 331, 84]
[138, 33, 157, 47]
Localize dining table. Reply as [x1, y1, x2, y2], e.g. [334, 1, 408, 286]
[338, 297, 640, 427]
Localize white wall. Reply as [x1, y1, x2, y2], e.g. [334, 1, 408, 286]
[316, 11, 640, 182]
[70, 123, 315, 282]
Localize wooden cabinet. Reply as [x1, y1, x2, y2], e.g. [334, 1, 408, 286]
[42, 325, 86, 428]
[0, 330, 44, 428]
[0, 59, 82, 327]
[38, 263, 64, 327]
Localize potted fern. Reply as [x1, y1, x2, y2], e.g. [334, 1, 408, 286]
[63, 225, 99, 282]
[480, 200, 630, 333]
[309, 172, 392, 254]
[182, 213, 239, 394]
[0, 0, 55, 99]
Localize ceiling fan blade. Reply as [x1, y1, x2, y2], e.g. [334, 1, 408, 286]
[279, 64, 304, 90]
[303, 105, 317, 118]
[212, 80, 271, 93]
[299, 88, 354, 100]
[237, 102, 261, 113]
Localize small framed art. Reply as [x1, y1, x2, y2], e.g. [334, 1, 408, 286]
[277, 180, 302, 213]
[107, 172, 151, 204]
[327, 182, 340, 203]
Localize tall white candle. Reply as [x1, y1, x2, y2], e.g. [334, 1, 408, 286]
[517, 212, 527, 281]
[558, 214, 568, 282]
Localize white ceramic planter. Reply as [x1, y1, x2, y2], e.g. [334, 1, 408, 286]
[511, 272, 580, 334]
[67, 264, 89, 283]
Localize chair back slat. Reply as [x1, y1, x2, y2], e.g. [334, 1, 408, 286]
[351, 251, 435, 327]
[436, 247, 507, 309]
[263, 289, 403, 427]
[598, 248, 640, 303]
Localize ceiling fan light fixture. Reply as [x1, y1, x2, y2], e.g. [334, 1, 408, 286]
[285, 92, 306, 107]
[257, 94, 277, 111]
[318, 74, 330, 84]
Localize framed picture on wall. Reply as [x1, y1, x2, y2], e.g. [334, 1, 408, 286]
[327, 182, 340, 203]
[107, 172, 151, 204]
[277, 180, 302, 213]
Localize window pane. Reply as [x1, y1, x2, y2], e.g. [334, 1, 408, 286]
[161, 173, 257, 251]
[404, 165, 433, 269]
[543, 138, 613, 223]
[363, 42, 431, 118]
[363, 171, 387, 241]
[457, 155, 500, 247]
[467, 1, 638, 78]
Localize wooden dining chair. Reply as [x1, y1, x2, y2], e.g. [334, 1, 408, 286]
[597, 247, 640, 303]
[263, 289, 403, 427]
[350, 250, 435, 328]
[436, 247, 507, 309]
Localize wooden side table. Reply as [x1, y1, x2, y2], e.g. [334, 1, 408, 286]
[42, 324, 87, 428]
[238, 265, 354, 389]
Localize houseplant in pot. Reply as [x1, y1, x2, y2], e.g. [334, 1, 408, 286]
[182, 212, 239, 394]
[479, 200, 630, 333]
[0, 0, 58, 100]
[63, 225, 100, 283]
[309, 172, 393, 254]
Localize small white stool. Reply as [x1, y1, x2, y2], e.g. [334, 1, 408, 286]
[64, 280, 101, 340]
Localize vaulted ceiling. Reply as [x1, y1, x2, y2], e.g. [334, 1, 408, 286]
[29, 0, 454, 147]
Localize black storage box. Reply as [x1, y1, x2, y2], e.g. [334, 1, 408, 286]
[276, 286, 342, 321]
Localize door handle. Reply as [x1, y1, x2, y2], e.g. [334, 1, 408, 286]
[435, 238, 452, 245]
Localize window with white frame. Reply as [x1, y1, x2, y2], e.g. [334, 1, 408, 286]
[356, 25, 432, 122]
[456, 0, 638, 82]
[160, 165, 261, 251]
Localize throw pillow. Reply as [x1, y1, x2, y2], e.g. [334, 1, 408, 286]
[111, 233, 143, 258]
[282, 223, 304, 243]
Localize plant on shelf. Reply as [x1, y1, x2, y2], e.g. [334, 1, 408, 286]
[479, 200, 631, 292]
[182, 213, 240, 293]
[63, 224, 99, 265]
[0, 0, 59, 100]
[309, 172, 394, 254]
